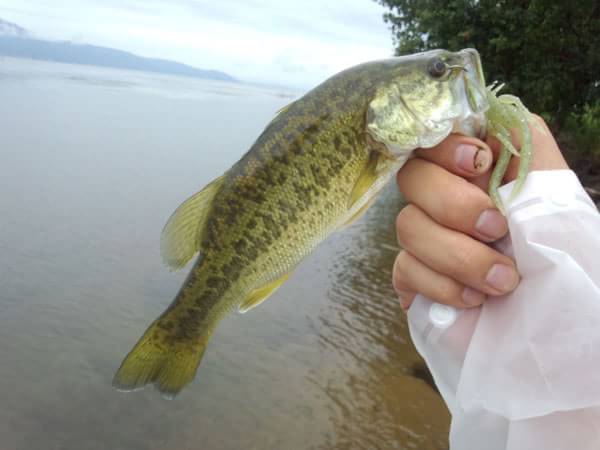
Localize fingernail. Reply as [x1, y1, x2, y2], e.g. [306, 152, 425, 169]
[474, 147, 492, 172]
[485, 264, 519, 293]
[475, 209, 508, 241]
[456, 144, 490, 174]
[397, 292, 412, 311]
[462, 287, 486, 306]
[455, 144, 478, 173]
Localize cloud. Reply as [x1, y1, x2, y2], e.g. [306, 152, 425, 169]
[0, 0, 393, 87]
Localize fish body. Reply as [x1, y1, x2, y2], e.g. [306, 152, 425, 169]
[114, 49, 489, 397]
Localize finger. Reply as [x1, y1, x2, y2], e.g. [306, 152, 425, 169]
[470, 171, 492, 192]
[392, 280, 417, 311]
[397, 159, 508, 242]
[396, 205, 519, 296]
[393, 250, 487, 309]
[415, 134, 493, 178]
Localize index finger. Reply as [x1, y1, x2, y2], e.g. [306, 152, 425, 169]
[415, 134, 493, 179]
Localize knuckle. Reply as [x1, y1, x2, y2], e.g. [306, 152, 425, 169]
[395, 205, 419, 247]
[395, 166, 405, 186]
[396, 159, 419, 189]
[448, 241, 478, 277]
[392, 252, 411, 292]
[439, 185, 469, 223]
[431, 281, 462, 305]
[531, 113, 545, 125]
[531, 114, 551, 135]
[395, 204, 417, 232]
[438, 181, 489, 227]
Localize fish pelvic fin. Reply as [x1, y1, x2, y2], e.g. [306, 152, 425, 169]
[160, 175, 225, 271]
[112, 317, 211, 399]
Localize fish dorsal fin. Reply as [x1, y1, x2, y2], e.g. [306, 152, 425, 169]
[160, 175, 225, 270]
[275, 101, 294, 117]
[238, 273, 290, 314]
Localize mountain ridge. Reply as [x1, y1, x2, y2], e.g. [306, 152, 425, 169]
[0, 18, 28, 38]
[0, 18, 236, 82]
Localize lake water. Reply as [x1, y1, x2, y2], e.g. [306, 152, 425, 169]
[0, 57, 449, 450]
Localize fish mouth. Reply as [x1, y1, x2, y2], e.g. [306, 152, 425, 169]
[453, 48, 489, 139]
[460, 48, 486, 92]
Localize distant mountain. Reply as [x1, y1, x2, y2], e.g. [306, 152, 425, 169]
[0, 19, 235, 82]
[0, 18, 28, 38]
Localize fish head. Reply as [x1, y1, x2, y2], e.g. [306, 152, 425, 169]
[366, 48, 488, 159]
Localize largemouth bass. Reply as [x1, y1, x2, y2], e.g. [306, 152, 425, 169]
[113, 48, 530, 398]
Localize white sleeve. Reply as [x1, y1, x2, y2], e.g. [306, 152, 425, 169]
[407, 170, 600, 450]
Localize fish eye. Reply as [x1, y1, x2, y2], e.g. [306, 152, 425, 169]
[428, 58, 448, 78]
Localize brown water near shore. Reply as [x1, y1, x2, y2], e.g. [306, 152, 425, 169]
[0, 57, 449, 450]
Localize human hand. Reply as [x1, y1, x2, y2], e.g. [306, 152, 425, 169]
[392, 116, 569, 310]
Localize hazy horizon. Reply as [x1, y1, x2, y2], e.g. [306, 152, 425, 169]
[0, 0, 395, 88]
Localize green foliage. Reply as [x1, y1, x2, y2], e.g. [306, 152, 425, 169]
[377, 0, 600, 128]
[564, 103, 600, 159]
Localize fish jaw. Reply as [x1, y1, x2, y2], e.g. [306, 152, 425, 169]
[366, 48, 489, 164]
[450, 48, 488, 139]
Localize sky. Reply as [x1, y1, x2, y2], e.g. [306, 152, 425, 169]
[0, 0, 395, 88]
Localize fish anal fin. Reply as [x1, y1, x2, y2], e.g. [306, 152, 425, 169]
[238, 273, 290, 314]
[160, 175, 225, 270]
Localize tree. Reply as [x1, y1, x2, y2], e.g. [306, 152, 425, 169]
[377, 0, 600, 128]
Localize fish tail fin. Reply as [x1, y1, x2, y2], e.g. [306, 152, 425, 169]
[112, 314, 212, 399]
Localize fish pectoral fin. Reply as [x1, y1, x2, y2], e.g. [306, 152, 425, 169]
[238, 273, 290, 314]
[348, 151, 380, 208]
[339, 151, 381, 229]
[160, 175, 225, 270]
[340, 195, 378, 229]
